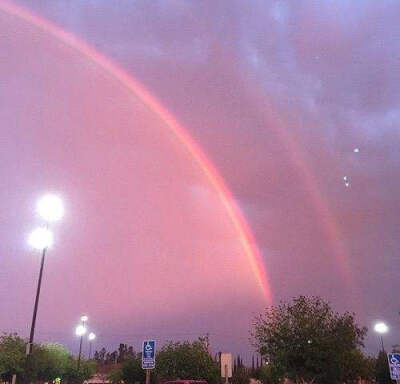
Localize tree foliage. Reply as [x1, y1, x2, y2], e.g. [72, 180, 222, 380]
[252, 296, 370, 384]
[0, 333, 26, 381]
[156, 336, 219, 384]
[376, 350, 392, 384]
[0, 333, 96, 383]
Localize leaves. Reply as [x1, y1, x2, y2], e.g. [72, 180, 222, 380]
[156, 336, 219, 384]
[251, 296, 370, 384]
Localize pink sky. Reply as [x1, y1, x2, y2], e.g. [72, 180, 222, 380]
[1, 0, 400, 357]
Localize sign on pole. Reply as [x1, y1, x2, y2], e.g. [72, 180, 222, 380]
[387, 353, 400, 381]
[142, 340, 156, 370]
[220, 353, 233, 379]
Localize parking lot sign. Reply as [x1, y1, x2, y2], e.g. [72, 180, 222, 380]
[387, 353, 400, 381]
[142, 340, 156, 370]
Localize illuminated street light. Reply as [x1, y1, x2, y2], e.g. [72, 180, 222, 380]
[77, 316, 89, 370]
[26, 227, 54, 359]
[28, 227, 53, 250]
[25, 193, 64, 383]
[374, 322, 388, 351]
[75, 325, 87, 337]
[88, 333, 96, 359]
[37, 194, 64, 222]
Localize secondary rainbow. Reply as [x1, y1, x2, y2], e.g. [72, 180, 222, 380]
[0, 0, 272, 303]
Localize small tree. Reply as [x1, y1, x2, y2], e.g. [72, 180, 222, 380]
[252, 296, 368, 384]
[156, 336, 219, 384]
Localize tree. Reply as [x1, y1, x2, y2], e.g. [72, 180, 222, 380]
[156, 336, 219, 384]
[0, 333, 26, 381]
[376, 350, 392, 384]
[108, 351, 144, 384]
[31, 343, 70, 382]
[232, 366, 250, 384]
[252, 296, 368, 384]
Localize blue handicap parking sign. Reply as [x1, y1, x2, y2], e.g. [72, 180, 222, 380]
[142, 340, 156, 369]
[387, 353, 400, 380]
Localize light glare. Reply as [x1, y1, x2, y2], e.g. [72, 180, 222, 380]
[81, 315, 88, 322]
[88, 332, 96, 341]
[28, 227, 53, 250]
[37, 194, 64, 222]
[374, 322, 388, 334]
[75, 325, 87, 337]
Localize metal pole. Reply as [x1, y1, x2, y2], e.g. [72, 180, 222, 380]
[145, 370, 150, 384]
[89, 341, 92, 360]
[381, 335, 385, 352]
[78, 335, 83, 371]
[27, 247, 47, 355]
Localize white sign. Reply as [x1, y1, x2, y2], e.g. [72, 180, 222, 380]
[220, 353, 233, 378]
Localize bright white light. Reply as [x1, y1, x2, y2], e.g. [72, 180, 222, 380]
[374, 322, 388, 334]
[343, 176, 348, 181]
[37, 194, 64, 222]
[81, 315, 88, 322]
[345, 182, 350, 188]
[28, 227, 53, 250]
[354, 148, 359, 153]
[75, 325, 87, 337]
[88, 332, 96, 341]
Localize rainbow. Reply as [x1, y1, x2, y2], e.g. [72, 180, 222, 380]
[0, 0, 272, 303]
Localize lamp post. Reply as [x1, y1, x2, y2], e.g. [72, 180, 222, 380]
[26, 227, 54, 355]
[88, 332, 96, 360]
[26, 194, 64, 356]
[76, 316, 88, 370]
[374, 322, 388, 352]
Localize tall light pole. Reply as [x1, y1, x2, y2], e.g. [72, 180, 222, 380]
[76, 315, 88, 370]
[26, 227, 54, 355]
[374, 322, 388, 352]
[26, 194, 64, 355]
[24, 194, 63, 384]
[88, 332, 96, 360]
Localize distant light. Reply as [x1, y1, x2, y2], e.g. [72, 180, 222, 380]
[374, 322, 388, 334]
[345, 182, 350, 188]
[37, 194, 64, 222]
[81, 315, 88, 322]
[75, 325, 87, 337]
[343, 176, 348, 181]
[307, 339, 312, 344]
[354, 148, 359, 153]
[88, 332, 96, 341]
[28, 227, 53, 250]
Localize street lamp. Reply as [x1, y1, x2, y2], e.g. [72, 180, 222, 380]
[26, 195, 63, 356]
[88, 332, 96, 359]
[76, 324, 87, 370]
[77, 315, 88, 370]
[26, 227, 53, 356]
[374, 322, 388, 351]
[37, 194, 64, 222]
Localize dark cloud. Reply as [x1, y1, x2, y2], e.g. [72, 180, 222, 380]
[4, 0, 400, 355]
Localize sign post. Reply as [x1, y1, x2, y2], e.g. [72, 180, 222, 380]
[142, 340, 156, 384]
[387, 353, 400, 381]
[220, 353, 232, 384]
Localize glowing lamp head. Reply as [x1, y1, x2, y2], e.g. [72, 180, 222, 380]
[88, 332, 96, 341]
[29, 227, 53, 250]
[37, 194, 64, 222]
[75, 325, 87, 337]
[80, 315, 88, 322]
[374, 322, 388, 334]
